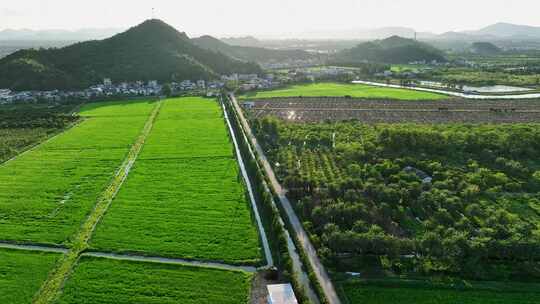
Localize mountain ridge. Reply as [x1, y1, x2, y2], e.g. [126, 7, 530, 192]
[0, 19, 261, 90]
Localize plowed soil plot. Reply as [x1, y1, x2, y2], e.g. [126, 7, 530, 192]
[91, 98, 261, 265]
[57, 257, 252, 304]
[0, 249, 60, 304]
[0, 100, 155, 245]
[246, 98, 540, 123]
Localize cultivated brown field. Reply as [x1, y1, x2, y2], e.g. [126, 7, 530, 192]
[244, 97, 540, 123]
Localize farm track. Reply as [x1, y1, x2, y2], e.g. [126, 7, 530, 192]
[0, 242, 69, 254]
[231, 94, 340, 304]
[221, 102, 274, 269]
[225, 98, 321, 303]
[32, 101, 163, 304]
[82, 251, 257, 273]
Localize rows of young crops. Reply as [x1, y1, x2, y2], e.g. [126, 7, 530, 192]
[90, 97, 261, 265]
[0, 249, 60, 303]
[0, 100, 156, 245]
[56, 257, 252, 304]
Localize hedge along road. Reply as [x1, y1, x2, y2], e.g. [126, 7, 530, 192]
[229, 93, 341, 304]
[33, 100, 163, 304]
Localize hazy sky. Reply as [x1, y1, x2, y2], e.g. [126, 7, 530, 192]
[2, 0, 540, 37]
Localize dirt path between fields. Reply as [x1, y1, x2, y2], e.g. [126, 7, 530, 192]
[32, 101, 163, 304]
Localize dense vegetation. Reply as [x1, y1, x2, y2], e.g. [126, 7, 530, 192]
[242, 83, 447, 100]
[90, 98, 261, 264]
[340, 279, 540, 304]
[253, 118, 540, 280]
[0, 19, 261, 90]
[0, 249, 60, 304]
[57, 257, 252, 304]
[0, 103, 79, 163]
[428, 67, 540, 87]
[333, 36, 446, 65]
[0, 100, 155, 245]
[192, 35, 314, 63]
[470, 42, 502, 55]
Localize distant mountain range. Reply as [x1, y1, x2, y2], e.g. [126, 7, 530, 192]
[192, 35, 314, 63]
[0, 28, 123, 41]
[2, 22, 540, 43]
[0, 20, 261, 90]
[238, 23, 540, 42]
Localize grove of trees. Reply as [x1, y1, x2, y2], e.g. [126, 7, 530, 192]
[253, 117, 540, 280]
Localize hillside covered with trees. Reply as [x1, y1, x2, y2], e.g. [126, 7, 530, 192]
[254, 118, 540, 280]
[0, 19, 261, 90]
[333, 36, 446, 65]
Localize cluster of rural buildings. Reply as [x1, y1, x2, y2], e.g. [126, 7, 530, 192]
[0, 67, 360, 105]
[0, 73, 283, 104]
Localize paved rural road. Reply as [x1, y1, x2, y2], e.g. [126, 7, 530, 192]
[83, 252, 257, 273]
[353, 80, 540, 99]
[230, 94, 342, 304]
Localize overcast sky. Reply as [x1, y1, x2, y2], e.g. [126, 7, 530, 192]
[2, 0, 540, 37]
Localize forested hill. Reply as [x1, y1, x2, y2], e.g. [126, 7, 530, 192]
[471, 42, 502, 55]
[333, 36, 446, 64]
[191, 35, 314, 63]
[0, 19, 262, 91]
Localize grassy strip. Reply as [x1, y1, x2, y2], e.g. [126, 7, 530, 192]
[32, 101, 162, 304]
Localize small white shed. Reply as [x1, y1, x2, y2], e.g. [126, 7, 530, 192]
[267, 284, 298, 304]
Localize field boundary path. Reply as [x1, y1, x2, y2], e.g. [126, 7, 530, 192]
[82, 251, 257, 273]
[229, 93, 341, 304]
[221, 102, 274, 269]
[33, 101, 163, 304]
[353, 80, 540, 99]
[0, 242, 69, 254]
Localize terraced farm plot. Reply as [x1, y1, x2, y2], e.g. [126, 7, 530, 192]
[241, 83, 447, 100]
[0, 249, 60, 304]
[57, 257, 252, 304]
[91, 97, 261, 264]
[0, 100, 156, 245]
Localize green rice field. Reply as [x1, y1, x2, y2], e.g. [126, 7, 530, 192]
[90, 98, 261, 264]
[241, 83, 448, 100]
[0, 249, 60, 304]
[0, 100, 156, 245]
[340, 280, 540, 304]
[56, 257, 252, 304]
